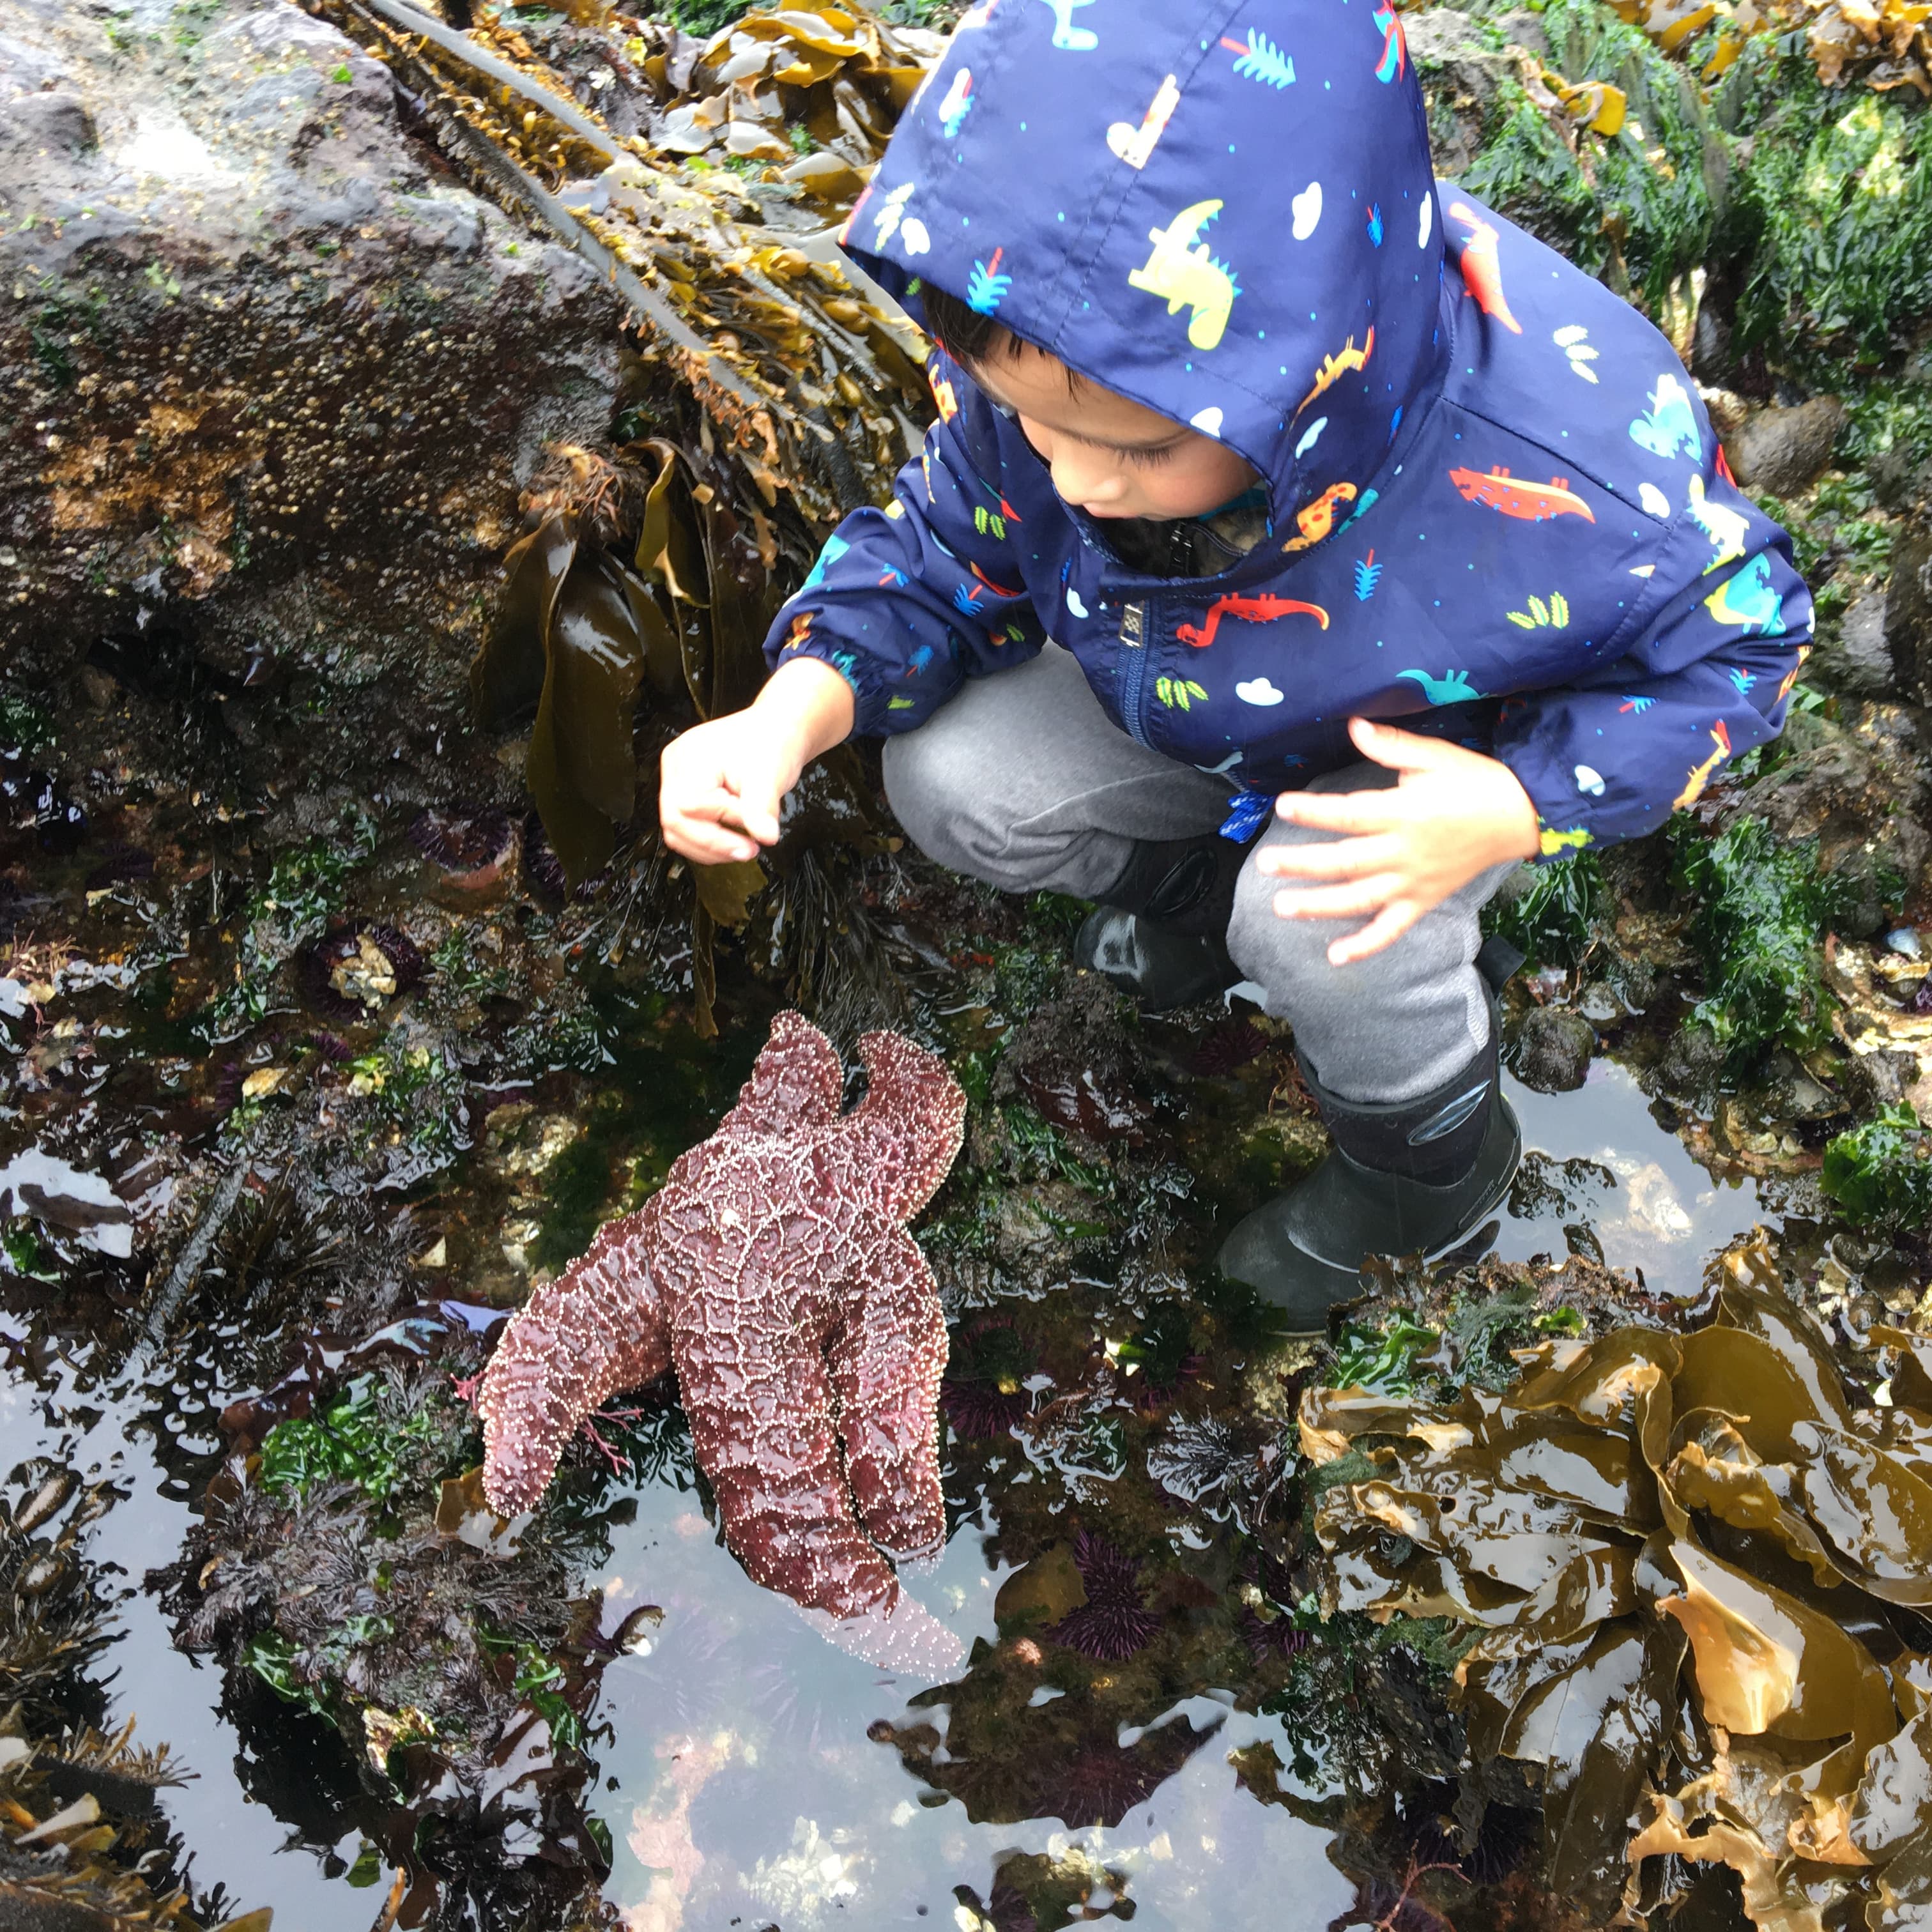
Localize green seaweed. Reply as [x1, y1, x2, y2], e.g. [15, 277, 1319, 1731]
[206, 812, 379, 1038]
[1328, 1317, 1441, 1397]
[1822, 1103, 1932, 1229]
[1453, 0, 1719, 309]
[1721, 42, 1932, 366]
[257, 1374, 471, 1506]
[1484, 853, 1607, 970]
[1669, 811, 1851, 1062]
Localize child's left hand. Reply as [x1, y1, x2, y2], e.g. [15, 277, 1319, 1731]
[1259, 717, 1541, 965]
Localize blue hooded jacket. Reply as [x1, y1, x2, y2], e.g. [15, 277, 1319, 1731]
[760, 0, 1811, 859]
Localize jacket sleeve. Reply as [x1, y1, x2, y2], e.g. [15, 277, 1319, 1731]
[1491, 521, 1813, 861]
[760, 349, 1046, 736]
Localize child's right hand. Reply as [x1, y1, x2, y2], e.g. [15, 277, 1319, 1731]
[658, 656, 857, 865]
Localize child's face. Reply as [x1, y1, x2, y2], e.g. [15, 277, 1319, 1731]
[970, 350, 1259, 521]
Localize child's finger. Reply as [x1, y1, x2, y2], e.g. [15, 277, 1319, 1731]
[664, 795, 763, 864]
[689, 786, 777, 848]
[1348, 717, 1464, 772]
[1273, 789, 1402, 836]
[1271, 875, 1402, 921]
[726, 776, 785, 847]
[1326, 899, 1422, 965]
[1255, 833, 1400, 882]
[667, 823, 762, 864]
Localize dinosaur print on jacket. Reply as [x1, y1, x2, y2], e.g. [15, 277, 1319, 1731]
[1398, 668, 1483, 705]
[1686, 475, 1749, 573]
[1448, 466, 1597, 523]
[1107, 73, 1181, 166]
[1294, 327, 1375, 418]
[1447, 202, 1522, 333]
[1705, 553, 1785, 635]
[1282, 480, 1359, 551]
[1673, 720, 1731, 808]
[1629, 371, 1703, 462]
[1371, 0, 1407, 80]
[758, 0, 1811, 866]
[1036, 0, 1098, 49]
[1127, 199, 1241, 350]
[1176, 592, 1330, 648]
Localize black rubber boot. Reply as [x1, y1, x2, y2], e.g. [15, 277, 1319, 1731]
[1216, 1002, 1522, 1335]
[1072, 835, 1246, 1012]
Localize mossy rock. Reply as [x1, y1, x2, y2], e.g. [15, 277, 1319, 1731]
[1420, 0, 1724, 310]
[1717, 39, 1932, 367]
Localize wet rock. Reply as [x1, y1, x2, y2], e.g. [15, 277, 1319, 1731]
[1817, 590, 1902, 700]
[1889, 514, 1932, 707]
[1510, 1006, 1595, 1093]
[1758, 1048, 1843, 1123]
[1411, 10, 1518, 180]
[1737, 702, 1929, 912]
[1659, 1018, 1727, 1098]
[994, 975, 1154, 1144]
[1575, 980, 1625, 1029]
[1721, 395, 1846, 497]
[1841, 1046, 1921, 1116]
[0, 0, 623, 795]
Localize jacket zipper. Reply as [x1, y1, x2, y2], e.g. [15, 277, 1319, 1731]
[1116, 599, 1151, 747]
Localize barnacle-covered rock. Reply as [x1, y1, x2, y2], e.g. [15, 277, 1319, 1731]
[1304, 1231, 1932, 1927]
[0, 0, 624, 796]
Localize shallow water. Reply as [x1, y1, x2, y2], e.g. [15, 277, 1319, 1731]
[590, 1482, 1354, 1931]
[0, 809, 1837, 1928]
[1498, 1059, 1774, 1292]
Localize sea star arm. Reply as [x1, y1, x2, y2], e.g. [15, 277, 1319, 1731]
[827, 1222, 948, 1560]
[847, 1031, 969, 1223]
[476, 1203, 673, 1516]
[673, 1232, 901, 1620]
[716, 1008, 845, 1138]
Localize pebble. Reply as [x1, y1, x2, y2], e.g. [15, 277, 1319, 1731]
[1887, 928, 1922, 960]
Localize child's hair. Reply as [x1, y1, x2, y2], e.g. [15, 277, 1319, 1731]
[919, 283, 1082, 389]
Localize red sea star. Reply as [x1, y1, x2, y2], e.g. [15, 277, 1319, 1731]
[475, 1011, 967, 1671]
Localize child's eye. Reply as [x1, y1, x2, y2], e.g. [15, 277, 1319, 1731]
[1125, 442, 1181, 468]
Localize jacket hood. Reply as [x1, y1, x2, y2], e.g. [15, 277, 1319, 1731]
[838, 0, 1450, 534]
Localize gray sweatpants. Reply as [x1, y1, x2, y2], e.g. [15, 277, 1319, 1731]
[882, 646, 1514, 1105]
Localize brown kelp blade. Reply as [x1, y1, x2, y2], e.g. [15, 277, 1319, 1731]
[473, 510, 576, 729]
[526, 554, 647, 885]
[1305, 1233, 1932, 1929]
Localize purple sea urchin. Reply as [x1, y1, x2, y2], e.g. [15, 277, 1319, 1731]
[298, 925, 424, 1023]
[408, 806, 517, 891]
[1044, 1530, 1158, 1662]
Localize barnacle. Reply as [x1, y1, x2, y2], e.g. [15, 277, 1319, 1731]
[1304, 1231, 1932, 1926]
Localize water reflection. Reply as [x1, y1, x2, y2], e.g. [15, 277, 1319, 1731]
[1498, 1061, 1774, 1293]
[594, 1477, 1353, 1929]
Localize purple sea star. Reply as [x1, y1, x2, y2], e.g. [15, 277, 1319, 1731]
[476, 1011, 967, 1670]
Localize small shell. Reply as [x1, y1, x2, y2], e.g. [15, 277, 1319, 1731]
[1887, 928, 1923, 960]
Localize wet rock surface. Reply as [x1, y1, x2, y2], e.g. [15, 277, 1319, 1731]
[1509, 1004, 1596, 1092]
[1722, 394, 1847, 497]
[0, 0, 622, 796]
